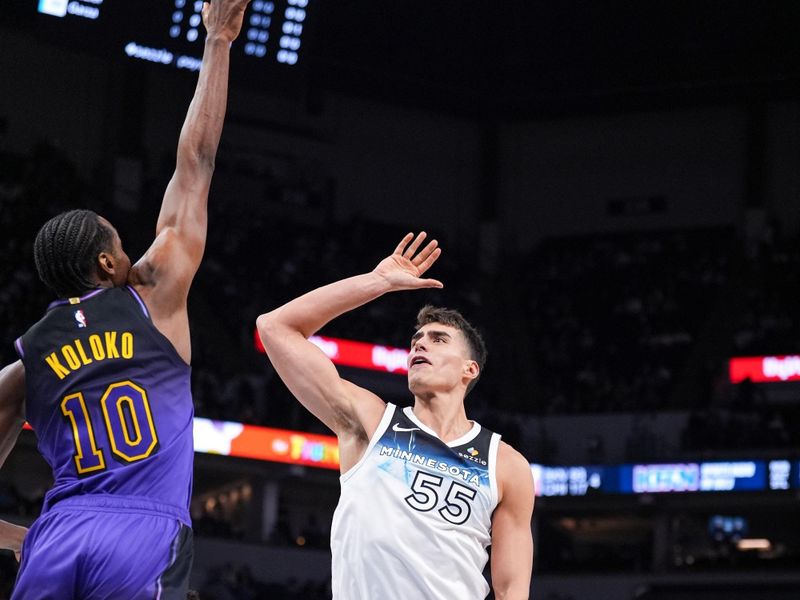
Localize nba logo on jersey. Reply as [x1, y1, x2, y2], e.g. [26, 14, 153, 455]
[74, 309, 87, 328]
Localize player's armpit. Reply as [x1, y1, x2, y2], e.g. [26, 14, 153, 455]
[0, 361, 26, 470]
[256, 315, 385, 440]
[490, 444, 535, 600]
[131, 228, 193, 305]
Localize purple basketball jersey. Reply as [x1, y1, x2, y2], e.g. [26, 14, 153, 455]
[15, 286, 193, 524]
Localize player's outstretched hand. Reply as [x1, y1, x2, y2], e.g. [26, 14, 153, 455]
[202, 0, 251, 43]
[373, 232, 443, 291]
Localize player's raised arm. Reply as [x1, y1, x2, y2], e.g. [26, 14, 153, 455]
[490, 443, 535, 599]
[130, 0, 249, 361]
[133, 1, 248, 304]
[0, 361, 25, 470]
[256, 233, 442, 446]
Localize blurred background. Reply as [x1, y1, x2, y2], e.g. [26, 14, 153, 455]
[1, 1, 800, 598]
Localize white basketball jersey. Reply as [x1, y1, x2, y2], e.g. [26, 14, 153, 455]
[330, 403, 501, 599]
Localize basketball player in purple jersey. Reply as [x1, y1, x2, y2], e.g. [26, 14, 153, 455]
[0, 1, 251, 597]
[257, 233, 535, 599]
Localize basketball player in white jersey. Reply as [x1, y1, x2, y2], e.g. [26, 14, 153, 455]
[257, 232, 534, 599]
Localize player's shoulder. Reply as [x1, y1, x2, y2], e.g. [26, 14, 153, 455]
[496, 441, 533, 498]
[497, 440, 530, 473]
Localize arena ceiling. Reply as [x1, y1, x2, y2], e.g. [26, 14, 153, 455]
[311, 1, 800, 117]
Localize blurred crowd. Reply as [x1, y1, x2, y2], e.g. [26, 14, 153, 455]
[2, 145, 799, 456]
[520, 229, 732, 415]
[197, 563, 330, 600]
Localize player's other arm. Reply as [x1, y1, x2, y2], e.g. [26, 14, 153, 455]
[256, 275, 389, 437]
[132, 2, 249, 316]
[0, 362, 28, 560]
[0, 519, 26, 561]
[491, 443, 535, 600]
[0, 362, 25, 469]
[256, 233, 442, 439]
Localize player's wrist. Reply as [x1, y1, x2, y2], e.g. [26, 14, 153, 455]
[367, 269, 398, 294]
[204, 34, 235, 47]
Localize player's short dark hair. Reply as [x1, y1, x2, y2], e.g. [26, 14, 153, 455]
[33, 209, 114, 298]
[415, 305, 487, 395]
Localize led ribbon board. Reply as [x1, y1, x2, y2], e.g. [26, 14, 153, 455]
[729, 355, 800, 383]
[255, 330, 410, 374]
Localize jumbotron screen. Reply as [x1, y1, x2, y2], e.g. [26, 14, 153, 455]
[27, 0, 311, 72]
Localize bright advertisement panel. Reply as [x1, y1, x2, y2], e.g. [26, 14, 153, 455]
[530, 464, 606, 497]
[729, 355, 800, 383]
[24, 419, 340, 470]
[255, 329, 409, 374]
[193, 418, 340, 470]
[619, 461, 766, 494]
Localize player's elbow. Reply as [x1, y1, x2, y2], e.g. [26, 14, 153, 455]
[256, 312, 285, 349]
[257, 310, 310, 349]
[256, 312, 275, 338]
[493, 581, 530, 600]
[176, 142, 216, 178]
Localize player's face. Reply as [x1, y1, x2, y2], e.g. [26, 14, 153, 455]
[407, 323, 476, 397]
[98, 216, 131, 286]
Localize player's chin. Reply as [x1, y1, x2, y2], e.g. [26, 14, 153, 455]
[408, 373, 437, 396]
[407, 374, 425, 395]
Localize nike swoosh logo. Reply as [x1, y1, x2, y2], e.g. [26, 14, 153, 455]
[392, 424, 420, 432]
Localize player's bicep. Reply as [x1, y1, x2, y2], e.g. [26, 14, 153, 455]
[157, 173, 209, 259]
[257, 317, 371, 435]
[143, 169, 212, 294]
[491, 449, 534, 598]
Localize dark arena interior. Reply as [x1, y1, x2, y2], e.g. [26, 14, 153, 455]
[1, 1, 800, 598]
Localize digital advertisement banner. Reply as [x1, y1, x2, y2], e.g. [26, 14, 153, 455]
[729, 355, 800, 383]
[255, 330, 410, 374]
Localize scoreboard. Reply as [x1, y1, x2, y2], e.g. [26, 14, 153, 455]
[19, 1, 312, 75]
[531, 460, 800, 498]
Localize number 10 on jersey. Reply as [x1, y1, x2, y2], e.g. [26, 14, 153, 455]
[61, 380, 159, 475]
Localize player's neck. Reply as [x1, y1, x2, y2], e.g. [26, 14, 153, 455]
[411, 393, 471, 443]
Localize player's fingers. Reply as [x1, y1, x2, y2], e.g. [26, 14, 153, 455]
[412, 239, 438, 266]
[394, 233, 414, 256]
[403, 231, 427, 258]
[416, 247, 442, 274]
[415, 277, 444, 289]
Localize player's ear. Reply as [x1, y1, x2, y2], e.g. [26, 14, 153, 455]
[97, 251, 116, 276]
[463, 359, 479, 382]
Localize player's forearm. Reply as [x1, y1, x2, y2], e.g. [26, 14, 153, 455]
[178, 37, 231, 169]
[157, 37, 231, 232]
[0, 362, 25, 469]
[258, 272, 393, 339]
[0, 417, 24, 471]
[0, 520, 26, 554]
